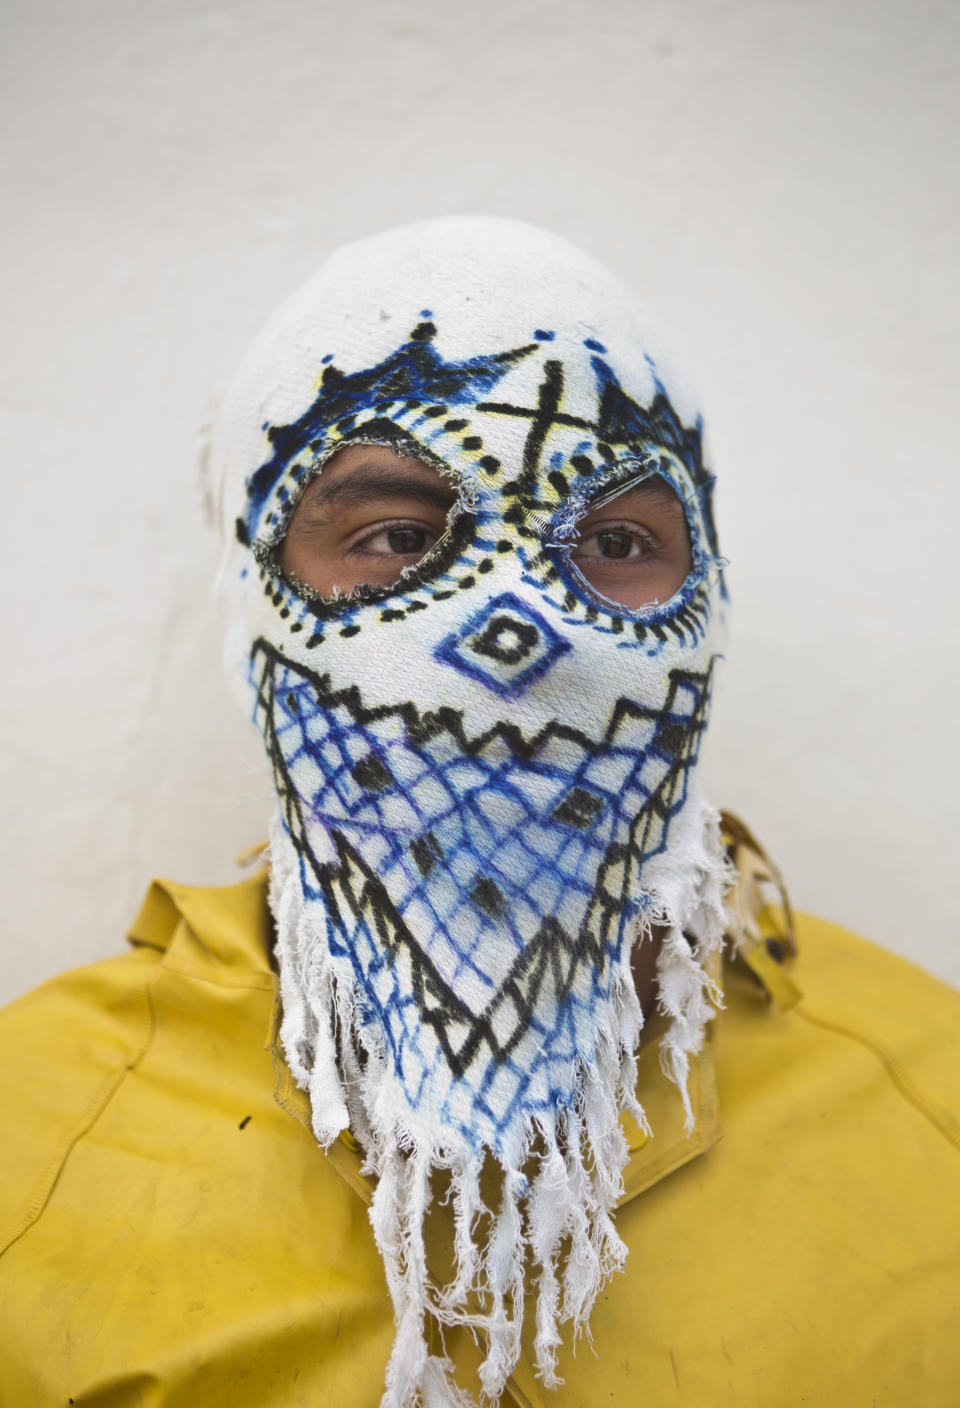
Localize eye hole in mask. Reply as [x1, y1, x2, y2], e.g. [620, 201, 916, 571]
[561, 468, 693, 613]
[277, 441, 461, 600]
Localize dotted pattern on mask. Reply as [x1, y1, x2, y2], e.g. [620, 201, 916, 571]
[239, 320, 723, 653]
[252, 636, 713, 1150]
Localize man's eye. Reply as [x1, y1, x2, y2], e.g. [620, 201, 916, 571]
[386, 526, 429, 554]
[356, 523, 435, 557]
[596, 530, 633, 560]
[574, 528, 654, 561]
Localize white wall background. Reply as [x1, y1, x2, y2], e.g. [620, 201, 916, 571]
[2, 0, 957, 1004]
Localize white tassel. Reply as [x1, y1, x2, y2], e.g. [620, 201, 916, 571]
[269, 795, 731, 1407]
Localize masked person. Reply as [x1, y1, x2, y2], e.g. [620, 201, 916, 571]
[1, 219, 959, 1408]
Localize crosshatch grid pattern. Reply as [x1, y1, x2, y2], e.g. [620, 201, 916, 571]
[253, 638, 713, 1151]
[233, 303, 726, 1157]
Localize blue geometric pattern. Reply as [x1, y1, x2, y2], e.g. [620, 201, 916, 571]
[234, 308, 726, 1166]
[252, 637, 712, 1151]
[434, 593, 572, 698]
[239, 320, 537, 545]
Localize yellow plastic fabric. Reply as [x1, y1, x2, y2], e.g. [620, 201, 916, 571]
[1, 871, 958, 1406]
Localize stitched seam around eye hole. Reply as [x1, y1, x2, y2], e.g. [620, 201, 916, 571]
[252, 428, 462, 555]
[539, 449, 711, 624]
[557, 551, 709, 625]
[251, 429, 480, 618]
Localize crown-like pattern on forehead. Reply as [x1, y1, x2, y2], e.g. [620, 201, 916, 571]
[236, 319, 721, 572]
[238, 319, 538, 546]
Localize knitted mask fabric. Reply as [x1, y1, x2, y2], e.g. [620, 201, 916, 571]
[215, 217, 729, 1407]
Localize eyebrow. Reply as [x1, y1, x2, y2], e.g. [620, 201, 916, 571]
[299, 463, 459, 515]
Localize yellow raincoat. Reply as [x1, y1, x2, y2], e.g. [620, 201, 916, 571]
[1, 862, 958, 1406]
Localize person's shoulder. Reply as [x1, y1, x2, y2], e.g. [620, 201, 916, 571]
[0, 909, 163, 1259]
[124, 865, 273, 982]
[0, 864, 273, 1030]
[0, 868, 274, 1244]
[793, 909, 960, 1047]
[722, 812, 960, 1102]
[796, 908, 958, 994]
[718, 901, 960, 1171]
[792, 909, 960, 1129]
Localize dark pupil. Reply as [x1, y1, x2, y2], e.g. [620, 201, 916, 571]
[387, 527, 427, 554]
[598, 531, 631, 559]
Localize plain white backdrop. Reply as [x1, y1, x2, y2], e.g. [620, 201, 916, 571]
[2, 0, 958, 1003]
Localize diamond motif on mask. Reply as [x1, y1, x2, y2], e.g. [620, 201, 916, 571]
[434, 592, 572, 698]
[551, 786, 605, 831]
[250, 637, 713, 1148]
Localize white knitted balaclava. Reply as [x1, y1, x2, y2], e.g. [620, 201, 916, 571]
[215, 218, 728, 1406]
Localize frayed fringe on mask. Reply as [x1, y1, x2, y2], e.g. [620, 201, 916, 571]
[268, 802, 729, 1407]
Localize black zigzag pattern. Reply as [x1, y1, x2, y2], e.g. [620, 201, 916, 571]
[253, 639, 713, 1095]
